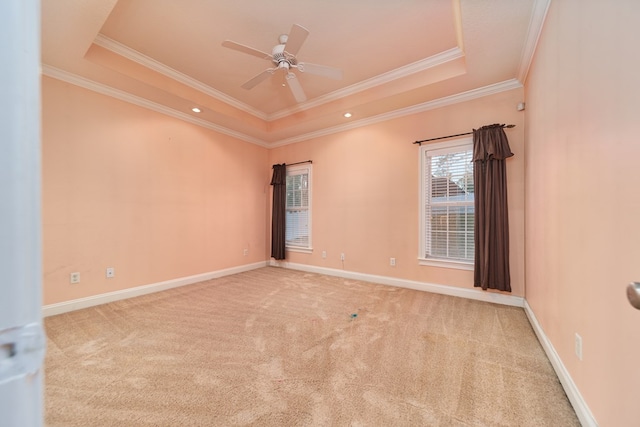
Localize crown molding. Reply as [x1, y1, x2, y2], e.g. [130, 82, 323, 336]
[267, 47, 465, 121]
[93, 34, 269, 121]
[42, 65, 520, 150]
[42, 65, 269, 148]
[270, 79, 523, 147]
[517, 0, 552, 84]
[94, 34, 465, 124]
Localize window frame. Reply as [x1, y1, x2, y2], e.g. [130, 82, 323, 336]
[285, 164, 312, 253]
[418, 137, 474, 270]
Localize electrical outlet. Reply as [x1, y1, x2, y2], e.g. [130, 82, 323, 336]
[322, 251, 327, 259]
[340, 253, 345, 261]
[106, 267, 115, 278]
[390, 257, 396, 266]
[575, 333, 583, 361]
[243, 248, 249, 256]
[70, 272, 80, 284]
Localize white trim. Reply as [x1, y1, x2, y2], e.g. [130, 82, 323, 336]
[42, 64, 521, 149]
[268, 47, 465, 120]
[285, 164, 313, 251]
[94, 33, 463, 123]
[418, 258, 474, 271]
[270, 79, 522, 147]
[41, 65, 270, 148]
[270, 261, 524, 308]
[419, 137, 474, 265]
[42, 261, 268, 317]
[524, 300, 599, 427]
[516, 0, 552, 84]
[93, 34, 268, 121]
[286, 247, 313, 254]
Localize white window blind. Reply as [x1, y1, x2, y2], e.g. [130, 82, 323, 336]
[421, 139, 474, 263]
[285, 165, 311, 249]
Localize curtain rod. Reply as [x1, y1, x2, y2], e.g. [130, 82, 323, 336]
[271, 160, 313, 168]
[413, 124, 515, 145]
[288, 160, 312, 166]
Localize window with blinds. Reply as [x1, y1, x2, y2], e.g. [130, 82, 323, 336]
[285, 165, 312, 250]
[420, 138, 474, 264]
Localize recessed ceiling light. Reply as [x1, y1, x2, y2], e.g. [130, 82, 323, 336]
[344, 112, 352, 118]
[192, 107, 201, 113]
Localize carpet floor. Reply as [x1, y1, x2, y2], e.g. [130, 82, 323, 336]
[44, 267, 580, 426]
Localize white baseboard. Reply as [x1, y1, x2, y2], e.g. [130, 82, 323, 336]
[43, 261, 268, 317]
[270, 260, 524, 307]
[43, 258, 595, 424]
[274, 261, 597, 424]
[524, 300, 598, 427]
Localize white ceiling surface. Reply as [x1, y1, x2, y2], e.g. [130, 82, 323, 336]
[41, 0, 544, 146]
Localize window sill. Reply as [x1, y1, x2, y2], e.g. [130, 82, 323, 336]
[418, 257, 473, 271]
[286, 246, 313, 254]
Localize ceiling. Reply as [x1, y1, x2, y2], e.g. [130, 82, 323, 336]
[41, 0, 547, 147]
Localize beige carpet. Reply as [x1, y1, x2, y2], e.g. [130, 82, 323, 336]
[44, 267, 580, 426]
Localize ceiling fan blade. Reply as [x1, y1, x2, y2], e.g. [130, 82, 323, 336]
[284, 24, 309, 56]
[296, 62, 343, 80]
[242, 68, 276, 90]
[222, 40, 273, 60]
[285, 72, 307, 103]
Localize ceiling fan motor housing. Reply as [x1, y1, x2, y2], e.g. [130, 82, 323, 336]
[272, 44, 296, 68]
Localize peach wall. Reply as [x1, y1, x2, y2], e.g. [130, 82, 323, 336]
[269, 88, 526, 297]
[524, 1, 640, 425]
[42, 76, 269, 305]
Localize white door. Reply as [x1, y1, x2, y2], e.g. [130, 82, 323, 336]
[0, 1, 45, 426]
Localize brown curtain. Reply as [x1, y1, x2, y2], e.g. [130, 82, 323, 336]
[270, 164, 287, 260]
[473, 124, 514, 292]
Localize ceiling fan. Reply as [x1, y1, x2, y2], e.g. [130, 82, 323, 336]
[222, 24, 343, 103]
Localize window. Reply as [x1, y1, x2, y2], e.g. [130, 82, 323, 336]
[419, 138, 474, 268]
[285, 164, 312, 251]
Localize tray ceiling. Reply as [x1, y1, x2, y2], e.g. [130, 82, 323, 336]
[41, 0, 547, 146]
